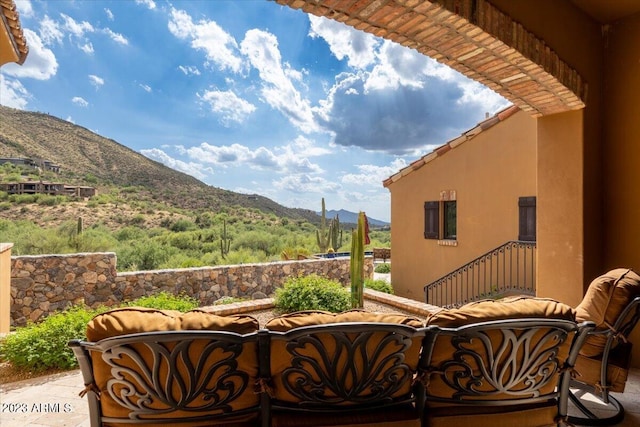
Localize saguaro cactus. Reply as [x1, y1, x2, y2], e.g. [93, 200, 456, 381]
[316, 198, 329, 252]
[330, 214, 343, 251]
[220, 219, 231, 259]
[317, 198, 343, 252]
[350, 212, 366, 309]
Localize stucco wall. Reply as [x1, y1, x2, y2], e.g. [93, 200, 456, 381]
[602, 12, 640, 365]
[387, 110, 537, 299]
[9, 253, 373, 327]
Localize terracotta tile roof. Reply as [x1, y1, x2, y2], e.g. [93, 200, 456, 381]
[1, 0, 28, 65]
[382, 105, 520, 187]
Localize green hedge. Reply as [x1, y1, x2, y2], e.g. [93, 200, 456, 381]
[274, 274, 350, 313]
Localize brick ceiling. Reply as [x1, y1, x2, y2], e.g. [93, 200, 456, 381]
[274, 0, 587, 117]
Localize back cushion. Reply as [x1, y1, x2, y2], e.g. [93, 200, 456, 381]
[265, 309, 424, 331]
[86, 307, 260, 424]
[575, 268, 640, 357]
[266, 310, 424, 405]
[426, 296, 575, 327]
[87, 307, 259, 340]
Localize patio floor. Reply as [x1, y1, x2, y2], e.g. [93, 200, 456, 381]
[1, 367, 639, 426]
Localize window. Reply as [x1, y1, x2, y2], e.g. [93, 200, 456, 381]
[443, 201, 457, 239]
[424, 196, 457, 241]
[424, 201, 439, 239]
[518, 196, 536, 241]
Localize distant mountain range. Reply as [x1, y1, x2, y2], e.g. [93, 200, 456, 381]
[319, 209, 389, 228]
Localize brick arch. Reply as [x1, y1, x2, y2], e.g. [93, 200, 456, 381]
[274, 0, 586, 117]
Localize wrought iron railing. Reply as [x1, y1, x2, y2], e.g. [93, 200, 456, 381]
[424, 240, 536, 308]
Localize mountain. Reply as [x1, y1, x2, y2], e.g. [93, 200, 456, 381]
[320, 209, 389, 228]
[0, 106, 319, 222]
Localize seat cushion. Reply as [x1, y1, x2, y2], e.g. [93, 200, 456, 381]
[575, 268, 640, 357]
[87, 307, 259, 341]
[573, 342, 632, 393]
[425, 296, 575, 327]
[425, 400, 558, 427]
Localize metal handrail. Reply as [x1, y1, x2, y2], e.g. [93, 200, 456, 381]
[424, 240, 536, 308]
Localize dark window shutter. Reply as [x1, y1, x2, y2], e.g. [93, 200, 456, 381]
[518, 196, 536, 241]
[424, 201, 439, 239]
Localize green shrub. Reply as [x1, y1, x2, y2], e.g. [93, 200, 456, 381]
[126, 291, 199, 312]
[0, 306, 98, 371]
[274, 274, 350, 313]
[170, 219, 196, 232]
[0, 293, 198, 372]
[364, 278, 394, 294]
[374, 263, 391, 274]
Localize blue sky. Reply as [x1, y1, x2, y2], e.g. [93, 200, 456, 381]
[0, 0, 509, 221]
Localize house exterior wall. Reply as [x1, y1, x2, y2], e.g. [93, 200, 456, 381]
[387, 110, 536, 300]
[602, 13, 640, 360]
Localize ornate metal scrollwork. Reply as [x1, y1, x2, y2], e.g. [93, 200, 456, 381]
[101, 338, 250, 419]
[438, 327, 568, 400]
[281, 330, 414, 406]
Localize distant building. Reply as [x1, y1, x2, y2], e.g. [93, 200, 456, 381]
[0, 181, 96, 198]
[0, 158, 62, 174]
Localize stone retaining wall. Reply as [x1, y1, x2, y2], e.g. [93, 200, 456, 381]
[9, 252, 373, 327]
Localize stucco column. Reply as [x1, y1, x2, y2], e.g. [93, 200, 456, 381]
[0, 243, 13, 334]
[536, 110, 584, 306]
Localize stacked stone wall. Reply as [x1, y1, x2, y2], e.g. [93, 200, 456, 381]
[9, 252, 372, 327]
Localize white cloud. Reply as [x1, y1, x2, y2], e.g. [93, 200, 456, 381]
[198, 89, 256, 125]
[139, 84, 152, 92]
[72, 97, 89, 107]
[135, 0, 156, 10]
[178, 65, 201, 76]
[140, 148, 208, 180]
[240, 29, 319, 133]
[180, 135, 327, 175]
[103, 29, 129, 45]
[14, 0, 33, 18]
[105, 8, 114, 21]
[273, 174, 340, 194]
[89, 75, 104, 89]
[0, 75, 30, 109]
[309, 15, 378, 69]
[60, 13, 94, 38]
[341, 159, 407, 186]
[1, 29, 58, 80]
[168, 8, 244, 73]
[79, 43, 94, 54]
[39, 15, 63, 45]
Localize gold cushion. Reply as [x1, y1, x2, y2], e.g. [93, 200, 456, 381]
[86, 307, 260, 425]
[573, 342, 632, 393]
[575, 268, 640, 357]
[426, 296, 575, 327]
[426, 400, 558, 427]
[265, 309, 424, 331]
[87, 307, 259, 341]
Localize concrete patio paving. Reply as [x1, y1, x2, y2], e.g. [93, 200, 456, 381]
[1, 367, 639, 426]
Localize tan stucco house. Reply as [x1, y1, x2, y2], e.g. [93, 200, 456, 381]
[384, 105, 537, 302]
